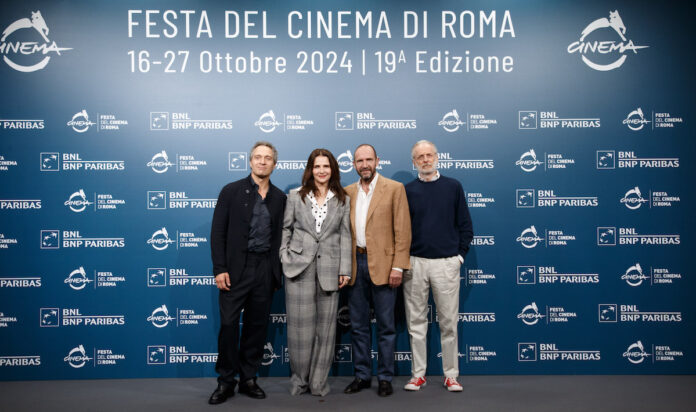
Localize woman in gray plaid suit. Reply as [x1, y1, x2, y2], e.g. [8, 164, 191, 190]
[280, 148, 352, 396]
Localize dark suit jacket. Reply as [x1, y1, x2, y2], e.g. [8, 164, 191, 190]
[210, 175, 287, 288]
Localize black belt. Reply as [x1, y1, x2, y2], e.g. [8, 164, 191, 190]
[356, 246, 367, 254]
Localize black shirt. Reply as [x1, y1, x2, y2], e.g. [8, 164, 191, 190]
[247, 175, 272, 252]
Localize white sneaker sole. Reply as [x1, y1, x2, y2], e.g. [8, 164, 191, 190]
[404, 381, 426, 391]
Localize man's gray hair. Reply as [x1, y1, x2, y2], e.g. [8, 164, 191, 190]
[251, 141, 278, 163]
[411, 140, 438, 159]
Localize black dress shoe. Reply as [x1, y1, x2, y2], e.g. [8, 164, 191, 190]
[208, 382, 236, 405]
[344, 377, 372, 394]
[378, 380, 393, 397]
[238, 379, 266, 399]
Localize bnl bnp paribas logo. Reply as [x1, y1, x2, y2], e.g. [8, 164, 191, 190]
[39, 307, 125, 327]
[147, 267, 215, 287]
[567, 10, 648, 71]
[517, 265, 599, 285]
[598, 304, 682, 323]
[516, 189, 598, 208]
[596, 150, 679, 169]
[1, 10, 71, 72]
[40, 230, 125, 249]
[147, 346, 217, 365]
[228, 152, 248, 171]
[40, 152, 126, 172]
[335, 111, 416, 130]
[146, 191, 217, 209]
[518, 343, 600, 362]
[596, 226, 680, 246]
[518, 110, 599, 129]
[150, 112, 233, 131]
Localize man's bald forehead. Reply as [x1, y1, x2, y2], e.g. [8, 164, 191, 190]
[355, 144, 377, 158]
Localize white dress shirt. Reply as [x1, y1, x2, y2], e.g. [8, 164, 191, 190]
[355, 173, 379, 248]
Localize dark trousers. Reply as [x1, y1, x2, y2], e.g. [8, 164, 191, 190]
[215, 252, 274, 384]
[347, 251, 397, 382]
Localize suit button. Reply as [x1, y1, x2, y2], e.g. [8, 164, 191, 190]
[316, 240, 319, 243]
[317, 255, 321, 259]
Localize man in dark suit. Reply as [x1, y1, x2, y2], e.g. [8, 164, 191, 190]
[208, 141, 286, 404]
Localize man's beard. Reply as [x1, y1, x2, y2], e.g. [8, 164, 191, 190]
[359, 168, 374, 182]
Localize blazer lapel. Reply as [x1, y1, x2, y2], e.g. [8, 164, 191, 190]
[297, 194, 319, 239]
[365, 178, 385, 224]
[318, 196, 339, 240]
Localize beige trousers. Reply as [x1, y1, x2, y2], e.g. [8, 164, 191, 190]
[403, 255, 461, 378]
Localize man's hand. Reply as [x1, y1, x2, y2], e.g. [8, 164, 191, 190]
[215, 272, 231, 291]
[388, 269, 402, 288]
[339, 275, 350, 289]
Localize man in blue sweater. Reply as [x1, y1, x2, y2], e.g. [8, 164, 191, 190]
[402, 140, 474, 393]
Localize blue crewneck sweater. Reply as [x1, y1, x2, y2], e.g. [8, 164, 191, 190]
[405, 175, 474, 259]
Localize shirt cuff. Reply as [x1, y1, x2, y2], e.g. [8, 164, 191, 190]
[392, 268, 403, 273]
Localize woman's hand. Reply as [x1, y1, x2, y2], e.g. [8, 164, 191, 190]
[338, 275, 350, 289]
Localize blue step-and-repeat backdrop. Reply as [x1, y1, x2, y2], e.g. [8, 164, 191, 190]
[1, 0, 693, 380]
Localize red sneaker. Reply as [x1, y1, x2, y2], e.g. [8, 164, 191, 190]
[444, 377, 463, 392]
[404, 376, 427, 391]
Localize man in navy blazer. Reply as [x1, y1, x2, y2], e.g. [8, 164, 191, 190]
[208, 141, 286, 404]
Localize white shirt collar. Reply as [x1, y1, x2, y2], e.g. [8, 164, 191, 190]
[307, 189, 334, 203]
[357, 172, 379, 194]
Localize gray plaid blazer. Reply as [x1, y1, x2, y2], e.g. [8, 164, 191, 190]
[280, 190, 351, 292]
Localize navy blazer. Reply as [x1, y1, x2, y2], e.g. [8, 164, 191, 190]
[210, 175, 287, 289]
